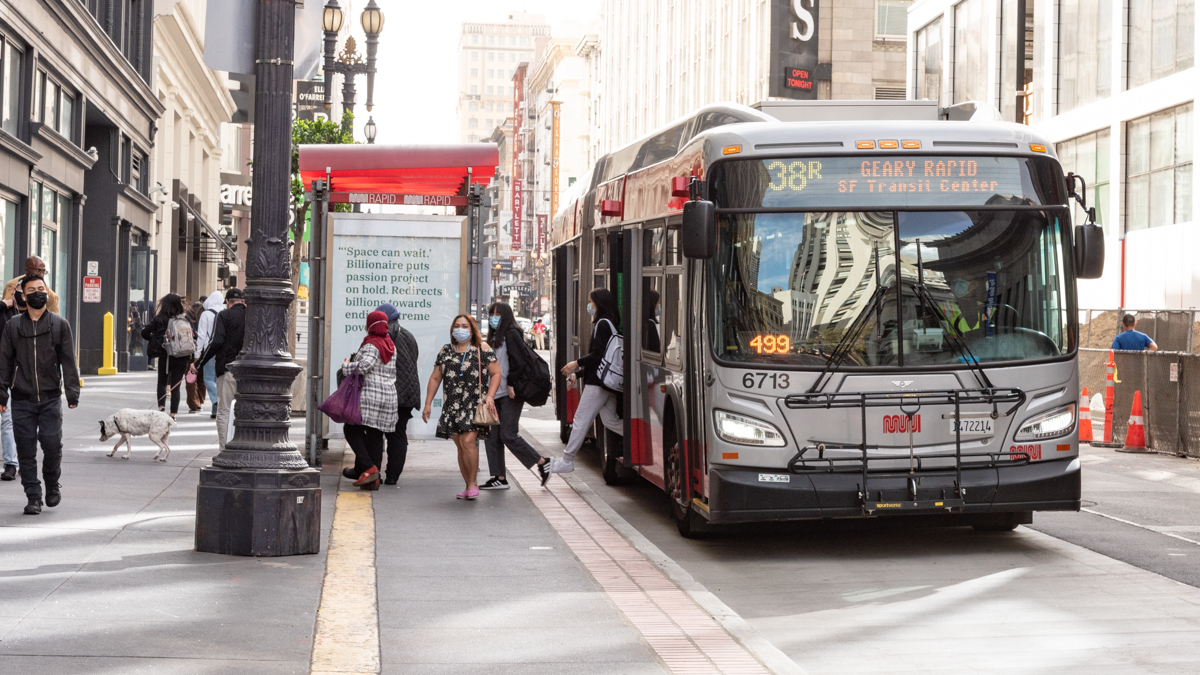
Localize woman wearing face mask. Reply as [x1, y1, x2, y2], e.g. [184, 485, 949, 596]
[422, 315, 501, 499]
[140, 294, 191, 418]
[550, 288, 624, 475]
[479, 302, 552, 490]
[341, 310, 399, 490]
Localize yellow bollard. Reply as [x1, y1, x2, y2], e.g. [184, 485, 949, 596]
[98, 312, 118, 375]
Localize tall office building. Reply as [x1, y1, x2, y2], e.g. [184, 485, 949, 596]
[456, 13, 550, 144]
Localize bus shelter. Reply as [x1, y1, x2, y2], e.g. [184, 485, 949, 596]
[297, 143, 498, 460]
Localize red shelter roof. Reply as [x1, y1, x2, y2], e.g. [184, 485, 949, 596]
[298, 144, 498, 202]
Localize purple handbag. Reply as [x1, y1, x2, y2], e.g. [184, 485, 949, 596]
[318, 371, 363, 426]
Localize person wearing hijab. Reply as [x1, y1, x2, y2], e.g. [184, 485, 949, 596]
[196, 291, 224, 419]
[340, 310, 398, 489]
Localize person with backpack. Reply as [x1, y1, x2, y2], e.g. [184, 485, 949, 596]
[185, 301, 206, 413]
[140, 294, 194, 419]
[196, 291, 224, 419]
[550, 288, 624, 475]
[480, 302, 552, 490]
[0, 275, 80, 515]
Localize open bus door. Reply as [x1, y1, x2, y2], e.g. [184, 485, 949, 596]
[553, 243, 577, 443]
[594, 228, 639, 484]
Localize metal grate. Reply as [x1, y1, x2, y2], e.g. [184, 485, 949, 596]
[874, 86, 907, 100]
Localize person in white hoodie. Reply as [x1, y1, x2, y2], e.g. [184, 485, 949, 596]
[196, 291, 223, 419]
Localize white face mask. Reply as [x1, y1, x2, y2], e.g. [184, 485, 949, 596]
[586, 302, 595, 316]
[452, 328, 471, 343]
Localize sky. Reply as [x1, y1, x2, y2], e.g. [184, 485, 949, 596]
[335, 0, 600, 145]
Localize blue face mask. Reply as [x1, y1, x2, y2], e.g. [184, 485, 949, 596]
[586, 302, 595, 316]
[489, 316, 501, 329]
[452, 328, 471, 343]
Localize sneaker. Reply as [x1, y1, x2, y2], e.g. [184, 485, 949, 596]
[352, 466, 379, 486]
[1, 464, 15, 481]
[479, 476, 510, 490]
[549, 458, 575, 474]
[45, 484, 61, 508]
[465, 488, 479, 500]
[456, 490, 469, 499]
[23, 498, 41, 515]
[210, 413, 217, 419]
[536, 460, 552, 486]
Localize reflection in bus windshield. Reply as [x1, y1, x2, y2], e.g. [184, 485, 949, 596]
[711, 210, 1073, 367]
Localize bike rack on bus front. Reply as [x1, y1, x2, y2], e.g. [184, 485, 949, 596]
[783, 388, 1028, 515]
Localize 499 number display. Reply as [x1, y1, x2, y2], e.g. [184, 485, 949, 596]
[749, 334, 792, 354]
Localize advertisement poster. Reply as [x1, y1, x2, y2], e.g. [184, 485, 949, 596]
[328, 214, 464, 439]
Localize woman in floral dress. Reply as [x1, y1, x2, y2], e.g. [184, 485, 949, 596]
[422, 314, 500, 500]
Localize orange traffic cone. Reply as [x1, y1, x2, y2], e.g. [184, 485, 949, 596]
[1117, 390, 1152, 453]
[1078, 387, 1093, 442]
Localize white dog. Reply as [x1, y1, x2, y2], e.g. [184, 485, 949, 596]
[99, 409, 177, 462]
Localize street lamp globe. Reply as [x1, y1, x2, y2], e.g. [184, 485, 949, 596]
[364, 116, 377, 144]
[360, 0, 385, 36]
[322, 0, 344, 33]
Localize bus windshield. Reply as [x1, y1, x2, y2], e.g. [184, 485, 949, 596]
[709, 208, 1075, 368]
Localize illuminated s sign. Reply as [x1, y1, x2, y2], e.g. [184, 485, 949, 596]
[791, 0, 815, 41]
[771, 0, 819, 100]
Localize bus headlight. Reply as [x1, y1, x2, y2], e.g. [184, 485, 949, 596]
[1014, 404, 1076, 441]
[714, 410, 786, 447]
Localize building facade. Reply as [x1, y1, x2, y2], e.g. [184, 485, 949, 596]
[595, 0, 912, 153]
[907, 0, 1198, 309]
[149, 0, 235, 371]
[456, 13, 549, 144]
[0, 0, 163, 373]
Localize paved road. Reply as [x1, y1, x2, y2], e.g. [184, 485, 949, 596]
[519, 401, 1200, 674]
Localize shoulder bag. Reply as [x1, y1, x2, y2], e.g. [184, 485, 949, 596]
[472, 347, 499, 426]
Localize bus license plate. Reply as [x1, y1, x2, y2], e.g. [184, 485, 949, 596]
[949, 419, 994, 436]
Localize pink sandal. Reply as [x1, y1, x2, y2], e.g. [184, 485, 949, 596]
[466, 488, 479, 500]
[456, 490, 469, 500]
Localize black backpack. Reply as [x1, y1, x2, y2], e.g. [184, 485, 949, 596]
[509, 329, 552, 406]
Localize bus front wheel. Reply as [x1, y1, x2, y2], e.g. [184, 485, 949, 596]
[665, 429, 709, 538]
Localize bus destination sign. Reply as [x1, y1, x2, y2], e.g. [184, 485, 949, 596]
[730, 155, 1038, 208]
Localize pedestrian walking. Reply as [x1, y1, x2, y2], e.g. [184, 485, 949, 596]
[192, 288, 245, 451]
[533, 319, 547, 350]
[422, 315, 500, 500]
[377, 303, 420, 484]
[141, 294, 195, 418]
[1112, 313, 1159, 351]
[196, 291, 223, 418]
[551, 288, 624, 475]
[0, 275, 80, 514]
[185, 301, 206, 413]
[0, 293, 19, 483]
[340, 310, 399, 490]
[480, 301, 551, 490]
[2, 256, 59, 314]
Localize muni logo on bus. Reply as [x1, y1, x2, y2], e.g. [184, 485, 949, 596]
[882, 414, 921, 434]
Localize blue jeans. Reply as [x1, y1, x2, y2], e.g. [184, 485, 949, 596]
[1, 402, 15, 467]
[203, 361, 218, 415]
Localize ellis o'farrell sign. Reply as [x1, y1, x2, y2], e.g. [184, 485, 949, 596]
[770, 0, 819, 100]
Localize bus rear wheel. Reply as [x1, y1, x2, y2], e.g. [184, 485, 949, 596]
[665, 434, 709, 538]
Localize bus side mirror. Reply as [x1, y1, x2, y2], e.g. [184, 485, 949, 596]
[682, 200, 716, 259]
[1074, 224, 1104, 279]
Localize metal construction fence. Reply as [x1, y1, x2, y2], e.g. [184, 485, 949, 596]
[1079, 309, 1200, 457]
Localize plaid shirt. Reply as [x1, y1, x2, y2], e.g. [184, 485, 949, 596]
[343, 343, 398, 432]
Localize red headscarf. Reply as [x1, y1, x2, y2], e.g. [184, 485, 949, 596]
[361, 310, 395, 364]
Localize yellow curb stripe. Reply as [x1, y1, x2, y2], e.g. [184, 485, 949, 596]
[510, 469, 770, 674]
[310, 488, 380, 674]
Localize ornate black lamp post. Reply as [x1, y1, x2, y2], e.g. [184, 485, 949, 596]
[322, 0, 384, 123]
[364, 117, 377, 144]
[194, 0, 320, 556]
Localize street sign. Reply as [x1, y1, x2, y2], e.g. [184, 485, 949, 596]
[492, 260, 514, 273]
[83, 276, 101, 303]
[86, 260, 98, 276]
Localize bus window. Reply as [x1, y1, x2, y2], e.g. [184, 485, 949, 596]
[642, 276, 662, 354]
[643, 227, 665, 266]
[666, 228, 681, 266]
[664, 272, 681, 362]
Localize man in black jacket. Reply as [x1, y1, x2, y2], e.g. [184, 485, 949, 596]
[192, 288, 245, 451]
[0, 275, 79, 515]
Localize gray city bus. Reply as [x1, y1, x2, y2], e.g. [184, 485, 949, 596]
[548, 103, 1104, 537]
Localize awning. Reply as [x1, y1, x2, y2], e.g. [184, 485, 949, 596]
[298, 144, 499, 205]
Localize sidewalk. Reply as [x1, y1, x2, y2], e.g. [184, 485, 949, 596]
[0, 372, 335, 674]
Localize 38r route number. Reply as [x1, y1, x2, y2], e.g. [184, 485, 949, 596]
[742, 372, 791, 389]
